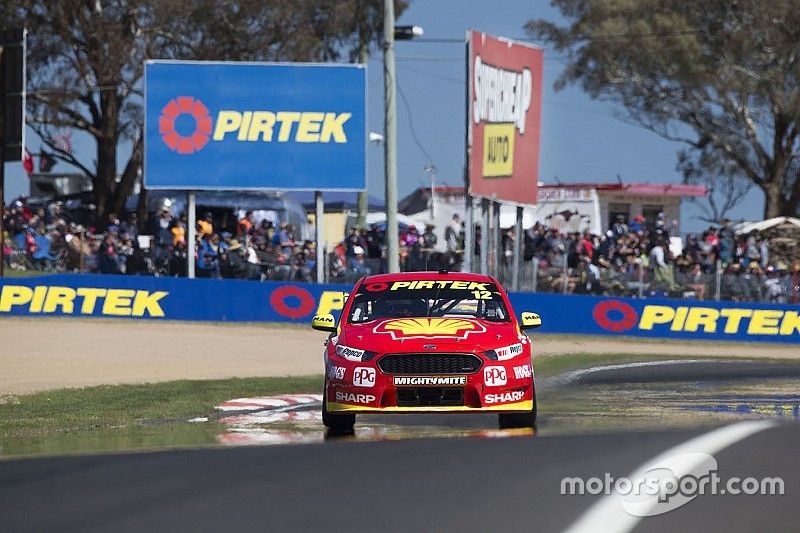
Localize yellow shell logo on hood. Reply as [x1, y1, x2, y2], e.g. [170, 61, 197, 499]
[375, 317, 486, 340]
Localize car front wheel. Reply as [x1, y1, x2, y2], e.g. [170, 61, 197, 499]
[322, 384, 355, 430]
[498, 386, 537, 429]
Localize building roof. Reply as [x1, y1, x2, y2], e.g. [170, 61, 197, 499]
[538, 183, 706, 197]
[284, 191, 384, 212]
[399, 183, 706, 209]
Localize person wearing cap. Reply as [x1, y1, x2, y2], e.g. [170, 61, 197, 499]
[221, 238, 247, 279]
[630, 214, 645, 233]
[348, 244, 371, 276]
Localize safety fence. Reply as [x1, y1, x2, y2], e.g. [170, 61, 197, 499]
[1, 274, 798, 344]
[496, 260, 800, 304]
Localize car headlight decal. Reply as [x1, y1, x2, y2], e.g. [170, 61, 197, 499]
[334, 344, 378, 362]
[491, 343, 524, 361]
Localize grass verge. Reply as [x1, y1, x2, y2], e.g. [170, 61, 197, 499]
[0, 269, 55, 278]
[0, 375, 322, 440]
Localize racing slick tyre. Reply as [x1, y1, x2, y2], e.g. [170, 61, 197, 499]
[498, 388, 537, 429]
[322, 386, 355, 431]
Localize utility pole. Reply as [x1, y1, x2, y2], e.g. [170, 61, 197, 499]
[355, 19, 369, 229]
[383, 0, 399, 273]
[0, 45, 5, 278]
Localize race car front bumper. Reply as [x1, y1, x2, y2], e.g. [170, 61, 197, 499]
[325, 358, 535, 413]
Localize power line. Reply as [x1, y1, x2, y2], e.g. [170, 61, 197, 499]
[414, 28, 704, 44]
[396, 63, 616, 116]
[396, 80, 436, 165]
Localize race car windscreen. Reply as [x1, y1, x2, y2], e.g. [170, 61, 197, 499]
[348, 279, 510, 323]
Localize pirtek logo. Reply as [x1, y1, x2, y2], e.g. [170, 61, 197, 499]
[159, 96, 352, 154]
[0, 285, 168, 317]
[593, 300, 800, 337]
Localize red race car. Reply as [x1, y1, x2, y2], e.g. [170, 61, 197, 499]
[311, 271, 542, 431]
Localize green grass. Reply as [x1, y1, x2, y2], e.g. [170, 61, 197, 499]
[533, 352, 677, 377]
[533, 350, 797, 377]
[1, 269, 55, 278]
[0, 375, 322, 439]
[5, 351, 791, 458]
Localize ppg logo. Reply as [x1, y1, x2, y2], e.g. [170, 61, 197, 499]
[353, 367, 376, 388]
[484, 366, 507, 386]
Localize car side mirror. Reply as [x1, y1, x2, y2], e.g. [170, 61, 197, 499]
[520, 311, 542, 329]
[311, 313, 337, 332]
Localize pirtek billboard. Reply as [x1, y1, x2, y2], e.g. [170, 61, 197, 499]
[468, 30, 543, 205]
[2, 275, 799, 344]
[144, 61, 366, 191]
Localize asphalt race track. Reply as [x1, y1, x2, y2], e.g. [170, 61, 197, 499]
[1, 360, 798, 532]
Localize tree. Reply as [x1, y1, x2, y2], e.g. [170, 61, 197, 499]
[1, 0, 402, 227]
[677, 147, 752, 224]
[526, 0, 800, 219]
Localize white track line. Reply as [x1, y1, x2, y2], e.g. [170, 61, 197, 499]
[563, 420, 777, 533]
[556, 359, 713, 385]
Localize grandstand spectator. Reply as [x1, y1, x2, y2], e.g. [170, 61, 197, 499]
[237, 210, 254, 238]
[151, 206, 173, 273]
[649, 240, 679, 292]
[196, 233, 219, 278]
[253, 219, 274, 242]
[347, 245, 370, 276]
[120, 212, 139, 248]
[171, 218, 186, 246]
[221, 239, 247, 279]
[445, 214, 461, 253]
[170, 240, 187, 276]
[197, 212, 213, 238]
[97, 233, 123, 274]
[790, 261, 800, 304]
[279, 223, 296, 255]
[344, 226, 364, 258]
[365, 224, 383, 259]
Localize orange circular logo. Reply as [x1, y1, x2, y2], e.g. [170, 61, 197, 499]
[158, 96, 212, 154]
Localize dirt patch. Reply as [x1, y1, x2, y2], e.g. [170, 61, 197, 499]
[2, 317, 798, 395]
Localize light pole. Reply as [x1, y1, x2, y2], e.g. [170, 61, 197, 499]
[383, 0, 422, 273]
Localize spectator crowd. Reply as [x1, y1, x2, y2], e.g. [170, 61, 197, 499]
[1, 198, 318, 281]
[510, 213, 800, 303]
[3, 197, 800, 303]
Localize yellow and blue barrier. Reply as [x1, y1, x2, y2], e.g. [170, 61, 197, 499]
[0, 275, 797, 343]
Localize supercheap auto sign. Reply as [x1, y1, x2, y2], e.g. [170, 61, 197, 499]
[468, 30, 543, 205]
[144, 61, 366, 191]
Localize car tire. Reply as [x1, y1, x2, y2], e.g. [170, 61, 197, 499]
[322, 384, 355, 430]
[498, 387, 537, 429]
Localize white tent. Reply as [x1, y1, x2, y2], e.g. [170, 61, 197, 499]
[365, 212, 427, 229]
[735, 216, 800, 235]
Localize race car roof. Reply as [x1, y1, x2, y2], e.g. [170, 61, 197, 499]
[359, 271, 496, 284]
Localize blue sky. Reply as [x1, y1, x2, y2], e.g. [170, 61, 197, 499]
[5, 0, 764, 233]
